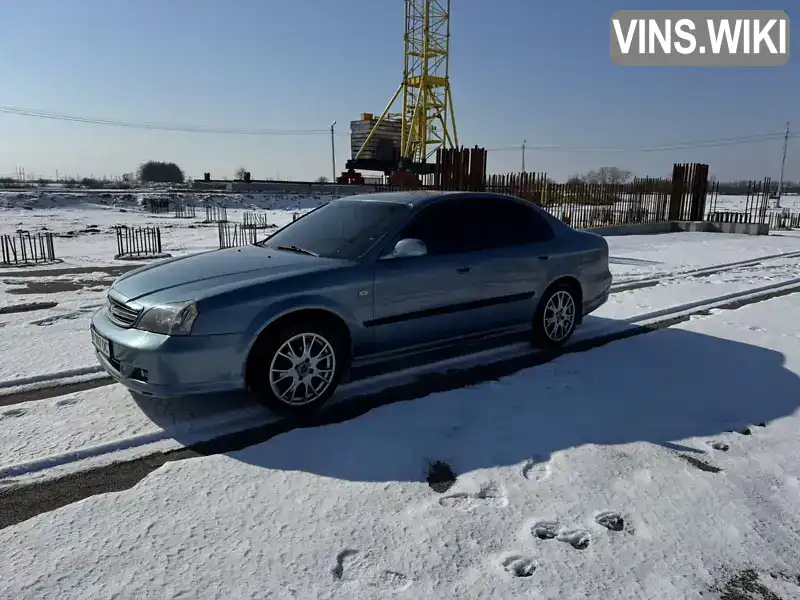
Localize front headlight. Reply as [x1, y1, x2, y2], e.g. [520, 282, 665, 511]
[135, 301, 199, 336]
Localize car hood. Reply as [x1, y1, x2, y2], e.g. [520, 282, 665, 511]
[111, 245, 344, 302]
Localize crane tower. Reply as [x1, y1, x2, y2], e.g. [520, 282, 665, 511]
[346, 0, 458, 176]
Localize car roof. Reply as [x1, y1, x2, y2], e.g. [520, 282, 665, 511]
[341, 190, 519, 208]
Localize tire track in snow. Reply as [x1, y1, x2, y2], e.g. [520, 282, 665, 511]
[0, 366, 104, 391]
[0, 372, 112, 407]
[2, 281, 800, 529]
[3, 278, 800, 490]
[610, 249, 800, 293]
[4, 248, 800, 405]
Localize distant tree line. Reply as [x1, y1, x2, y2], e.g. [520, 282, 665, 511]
[138, 160, 185, 184]
[561, 168, 799, 194]
[0, 176, 123, 189]
[713, 179, 800, 195]
[0, 159, 186, 188]
[1, 160, 798, 194]
[566, 167, 634, 186]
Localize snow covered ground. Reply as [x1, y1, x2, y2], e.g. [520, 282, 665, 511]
[2, 289, 800, 599]
[1, 191, 799, 384]
[2, 190, 800, 598]
[1, 193, 800, 484]
[710, 192, 800, 214]
[0, 192, 327, 383]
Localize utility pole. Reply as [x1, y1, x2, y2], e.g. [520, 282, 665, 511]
[521, 140, 527, 173]
[776, 120, 790, 208]
[330, 121, 337, 183]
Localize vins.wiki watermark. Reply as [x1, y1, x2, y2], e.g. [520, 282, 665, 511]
[611, 10, 789, 66]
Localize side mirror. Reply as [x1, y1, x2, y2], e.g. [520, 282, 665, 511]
[383, 238, 428, 259]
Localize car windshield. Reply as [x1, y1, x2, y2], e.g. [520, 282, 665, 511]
[260, 199, 411, 260]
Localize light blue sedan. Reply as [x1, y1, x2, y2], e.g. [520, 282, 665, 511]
[91, 191, 612, 415]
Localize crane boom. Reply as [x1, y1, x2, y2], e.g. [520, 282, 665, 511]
[346, 0, 458, 176]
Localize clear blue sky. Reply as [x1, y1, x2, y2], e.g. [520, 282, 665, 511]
[0, 0, 795, 182]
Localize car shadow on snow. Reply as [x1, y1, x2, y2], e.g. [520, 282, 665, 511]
[129, 387, 268, 441]
[126, 313, 635, 439]
[172, 315, 800, 485]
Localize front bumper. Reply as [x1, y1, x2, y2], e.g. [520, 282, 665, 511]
[90, 308, 246, 398]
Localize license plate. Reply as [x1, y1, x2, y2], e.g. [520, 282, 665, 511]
[92, 328, 111, 359]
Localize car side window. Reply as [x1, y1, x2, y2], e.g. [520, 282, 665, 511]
[395, 198, 479, 256]
[465, 198, 554, 251]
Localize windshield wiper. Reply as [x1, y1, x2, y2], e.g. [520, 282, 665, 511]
[274, 244, 319, 257]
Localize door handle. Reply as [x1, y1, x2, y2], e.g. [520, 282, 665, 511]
[537, 255, 550, 261]
[456, 266, 471, 274]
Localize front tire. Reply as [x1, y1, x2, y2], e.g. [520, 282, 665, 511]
[533, 283, 578, 349]
[248, 320, 346, 417]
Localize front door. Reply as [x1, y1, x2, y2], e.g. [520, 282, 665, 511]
[367, 197, 488, 356]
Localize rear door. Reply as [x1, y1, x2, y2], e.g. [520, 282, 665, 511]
[458, 197, 558, 332]
[368, 197, 489, 355]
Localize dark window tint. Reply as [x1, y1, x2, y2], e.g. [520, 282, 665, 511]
[395, 196, 554, 256]
[395, 198, 476, 255]
[466, 198, 554, 251]
[263, 199, 410, 259]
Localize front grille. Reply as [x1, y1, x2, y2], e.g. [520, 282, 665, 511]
[107, 296, 141, 328]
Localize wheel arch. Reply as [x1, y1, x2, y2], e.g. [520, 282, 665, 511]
[243, 307, 354, 387]
[539, 276, 584, 323]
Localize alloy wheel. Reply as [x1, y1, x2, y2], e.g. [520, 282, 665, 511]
[543, 290, 576, 342]
[268, 332, 337, 406]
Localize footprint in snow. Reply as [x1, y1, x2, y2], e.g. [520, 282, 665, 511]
[56, 397, 80, 407]
[439, 481, 509, 511]
[531, 521, 559, 540]
[521, 456, 551, 482]
[557, 529, 592, 550]
[679, 453, 722, 473]
[595, 511, 625, 532]
[331, 549, 361, 581]
[500, 554, 537, 578]
[0, 407, 26, 420]
[530, 521, 591, 549]
[707, 440, 730, 452]
[330, 549, 411, 593]
[373, 570, 412, 593]
[426, 460, 457, 493]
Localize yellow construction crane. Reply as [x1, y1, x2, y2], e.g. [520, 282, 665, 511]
[345, 0, 458, 177]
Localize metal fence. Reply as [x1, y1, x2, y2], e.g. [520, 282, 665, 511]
[242, 212, 272, 229]
[204, 205, 228, 223]
[703, 177, 798, 229]
[144, 198, 171, 214]
[705, 209, 800, 231]
[174, 202, 196, 218]
[483, 173, 677, 229]
[1, 232, 57, 265]
[767, 210, 800, 230]
[477, 168, 714, 230]
[434, 146, 488, 190]
[218, 223, 258, 249]
[369, 154, 716, 231]
[115, 226, 163, 258]
[704, 209, 800, 230]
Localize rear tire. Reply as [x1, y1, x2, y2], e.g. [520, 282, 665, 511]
[248, 319, 347, 417]
[532, 283, 578, 349]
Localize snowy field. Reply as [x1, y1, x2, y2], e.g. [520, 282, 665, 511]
[1, 190, 800, 599]
[2, 288, 800, 599]
[0, 191, 326, 382]
[2, 191, 800, 385]
[710, 192, 800, 214]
